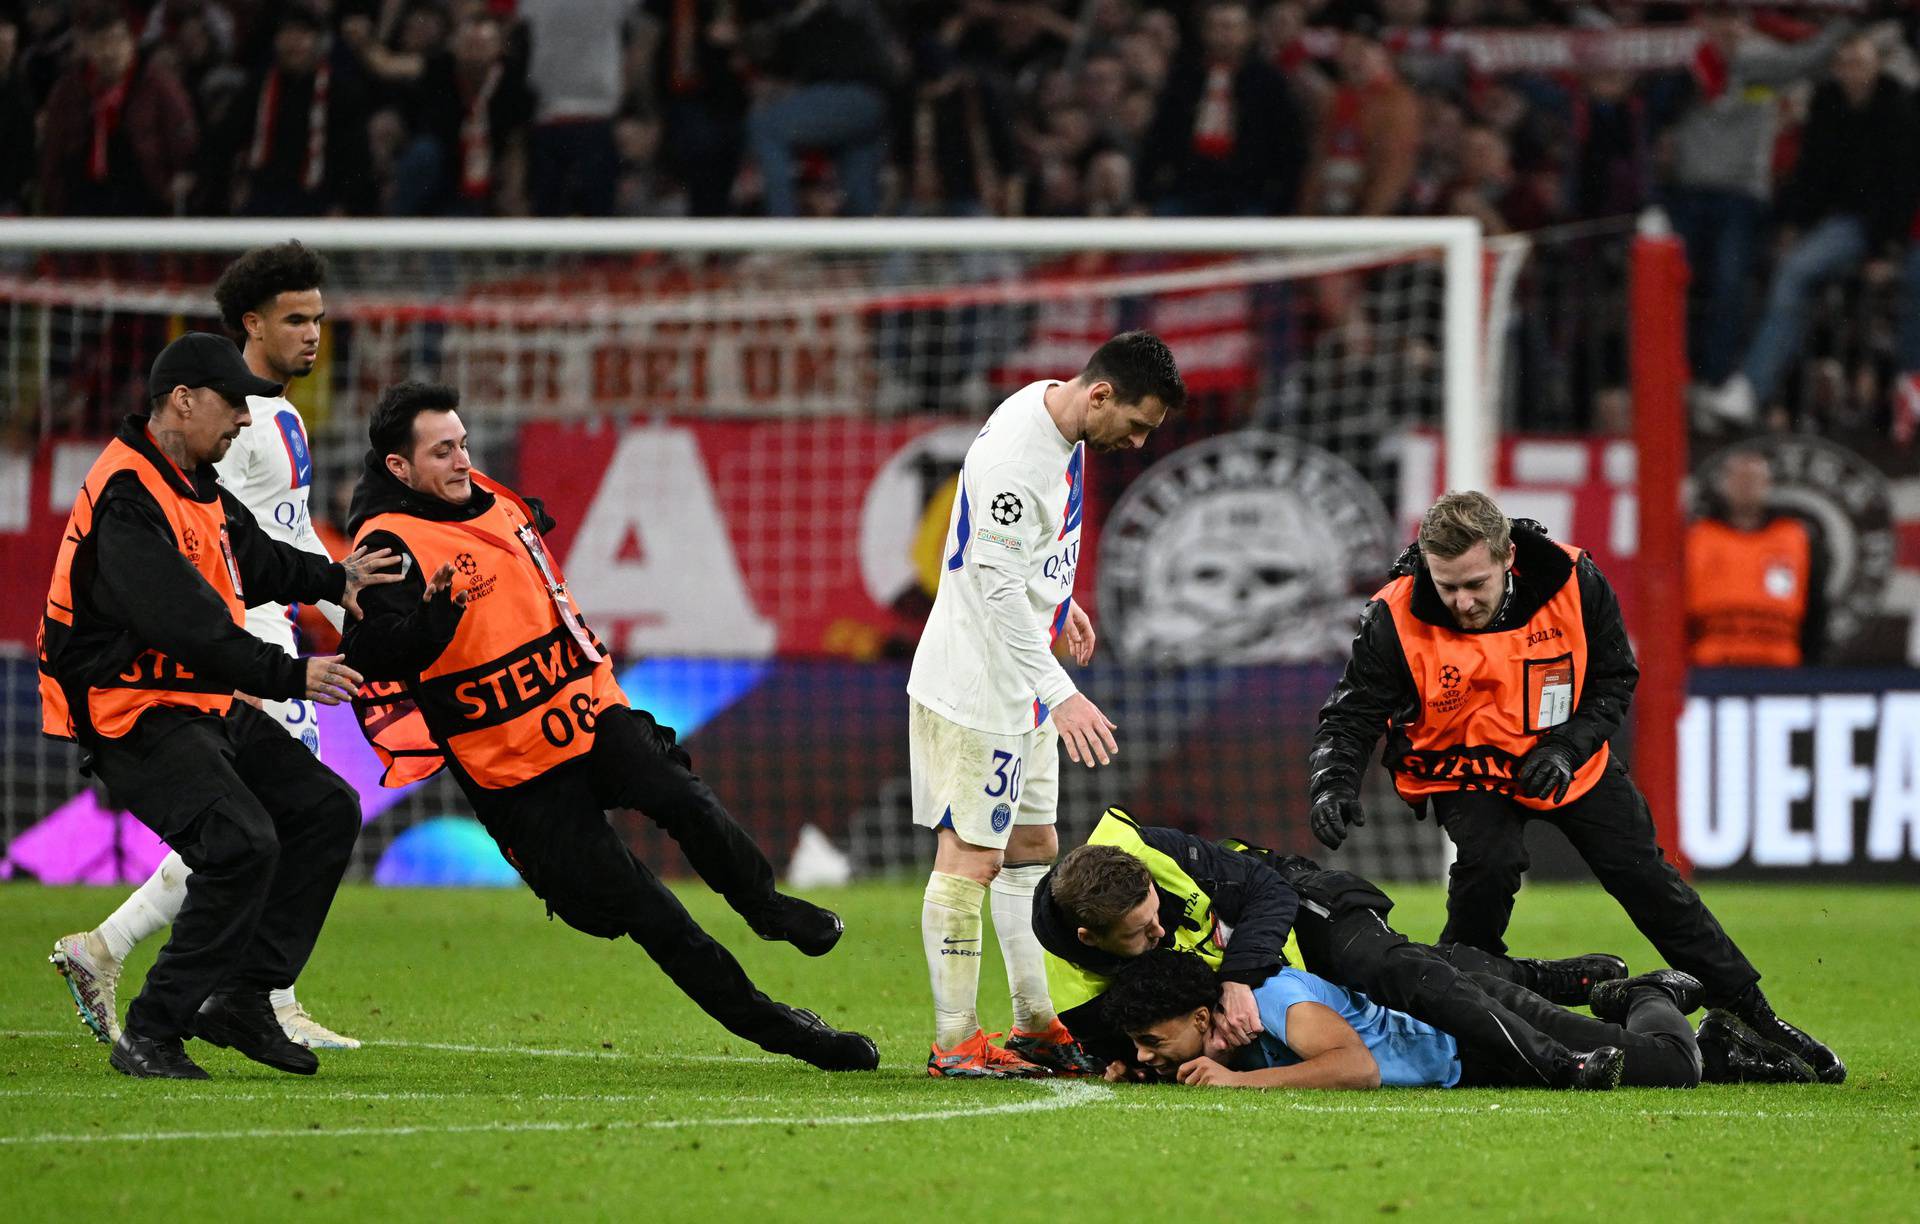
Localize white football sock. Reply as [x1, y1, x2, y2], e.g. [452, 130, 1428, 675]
[269, 988, 299, 1012]
[923, 871, 986, 1049]
[96, 851, 190, 962]
[991, 863, 1056, 1034]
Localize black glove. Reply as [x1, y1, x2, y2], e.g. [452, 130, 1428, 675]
[1516, 741, 1578, 804]
[1310, 794, 1365, 850]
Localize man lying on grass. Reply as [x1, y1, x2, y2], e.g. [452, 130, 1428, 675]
[1099, 948, 1729, 1090]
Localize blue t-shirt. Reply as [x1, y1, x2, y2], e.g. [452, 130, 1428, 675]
[1233, 968, 1462, 1088]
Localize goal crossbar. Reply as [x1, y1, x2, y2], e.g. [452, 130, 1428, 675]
[0, 216, 1488, 490]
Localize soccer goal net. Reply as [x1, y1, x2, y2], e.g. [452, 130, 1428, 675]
[0, 218, 1500, 886]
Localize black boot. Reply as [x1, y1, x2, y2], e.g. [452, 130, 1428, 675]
[1515, 954, 1629, 1006]
[194, 991, 319, 1075]
[110, 1030, 210, 1080]
[1590, 970, 1704, 1023]
[766, 1006, 879, 1072]
[1696, 1010, 1817, 1084]
[742, 893, 845, 957]
[1730, 985, 1844, 1083]
[1567, 1047, 1624, 1090]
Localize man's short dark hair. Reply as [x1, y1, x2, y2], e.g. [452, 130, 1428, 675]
[1081, 331, 1186, 413]
[213, 241, 328, 334]
[1051, 844, 1152, 933]
[370, 381, 461, 459]
[1103, 949, 1222, 1035]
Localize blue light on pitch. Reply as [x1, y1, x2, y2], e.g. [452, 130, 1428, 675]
[372, 817, 521, 887]
[616, 657, 772, 737]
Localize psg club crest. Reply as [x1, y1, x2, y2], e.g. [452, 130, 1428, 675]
[1098, 431, 1393, 664]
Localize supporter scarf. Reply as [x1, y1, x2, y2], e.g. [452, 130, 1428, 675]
[1692, 39, 1728, 102]
[1192, 65, 1235, 160]
[249, 60, 330, 192]
[459, 63, 503, 200]
[85, 63, 134, 183]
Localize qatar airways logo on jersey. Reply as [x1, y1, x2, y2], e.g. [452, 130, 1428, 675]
[1042, 539, 1080, 593]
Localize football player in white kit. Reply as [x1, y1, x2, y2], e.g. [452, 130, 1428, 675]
[910, 332, 1184, 1077]
[53, 242, 362, 1050]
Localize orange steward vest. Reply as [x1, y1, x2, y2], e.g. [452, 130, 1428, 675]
[40, 437, 245, 741]
[1377, 542, 1608, 811]
[1685, 518, 1809, 667]
[352, 472, 627, 789]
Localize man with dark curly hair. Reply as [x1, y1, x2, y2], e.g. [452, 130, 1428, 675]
[1101, 948, 1709, 1092]
[53, 241, 363, 1054]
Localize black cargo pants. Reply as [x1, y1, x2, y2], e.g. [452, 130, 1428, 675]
[1430, 761, 1760, 1006]
[91, 703, 362, 1042]
[458, 705, 800, 1050]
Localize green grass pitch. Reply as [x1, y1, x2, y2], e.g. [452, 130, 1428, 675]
[3, 879, 1916, 1221]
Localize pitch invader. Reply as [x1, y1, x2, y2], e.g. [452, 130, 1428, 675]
[53, 242, 360, 1051]
[909, 332, 1185, 1078]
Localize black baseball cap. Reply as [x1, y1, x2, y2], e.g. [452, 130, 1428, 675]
[147, 332, 283, 404]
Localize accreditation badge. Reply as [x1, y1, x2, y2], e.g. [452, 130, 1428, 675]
[1524, 653, 1575, 733]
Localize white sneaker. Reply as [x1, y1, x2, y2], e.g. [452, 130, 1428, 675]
[275, 1001, 363, 1049]
[1692, 374, 1758, 431]
[50, 931, 122, 1045]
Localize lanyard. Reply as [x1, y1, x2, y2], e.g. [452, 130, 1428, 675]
[512, 521, 602, 665]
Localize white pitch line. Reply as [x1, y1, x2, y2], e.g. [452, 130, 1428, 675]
[379, 1039, 778, 1064]
[1106, 1098, 1853, 1121]
[4, 1030, 779, 1065]
[4, 1030, 91, 1039]
[0, 1089, 809, 1105]
[0, 1081, 1113, 1146]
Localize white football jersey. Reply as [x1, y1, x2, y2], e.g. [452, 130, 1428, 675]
[215, 393, 344, 651]
[908, 381, 1086, 735]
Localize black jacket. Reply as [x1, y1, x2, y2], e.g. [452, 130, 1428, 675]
[50, 416, 345, 739]
[335, 451, 515, 681]
[1778, 75, 1919, 248]
[1309, 520, 1638, 808]
[1140, 52, 1306, 214]
[1033, 823, 1301, 1061]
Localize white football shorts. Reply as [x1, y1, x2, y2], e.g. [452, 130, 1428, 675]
[909, 698, 1059, 849]
[260, 696, 324, 759]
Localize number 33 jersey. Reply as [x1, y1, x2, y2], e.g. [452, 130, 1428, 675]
[909, 380, 1085, 736]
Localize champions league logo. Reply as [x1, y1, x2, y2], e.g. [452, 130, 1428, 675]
[1698, 436, 1893, 650]
[1098, 432, 1394, 665]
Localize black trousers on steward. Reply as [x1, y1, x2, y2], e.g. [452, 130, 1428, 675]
[1431, 762, 1760, 1006]
[1295, 900, 1575, 1086]
[457, 705, 799, 1050]
[91, 704, 362, 1042]
[1454, 973, 1702, 1088]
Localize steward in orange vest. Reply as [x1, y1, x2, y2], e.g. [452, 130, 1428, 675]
[338, 381, 876, 1073]
[39, 332, 394, 1082]
[1686, 514, 1818, 666]
[1310, 514, 1637, 826]
[1309, 492, 1844, 1084]
[1686, 448, 1827, 668]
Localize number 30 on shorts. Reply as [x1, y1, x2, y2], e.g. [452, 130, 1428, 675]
[985, 748, 1022, 804]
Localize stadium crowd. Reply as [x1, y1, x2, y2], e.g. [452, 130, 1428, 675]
[3, 0, 1917, 430]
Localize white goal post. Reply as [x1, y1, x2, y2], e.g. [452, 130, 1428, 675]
[1, 215, 1494, 883]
